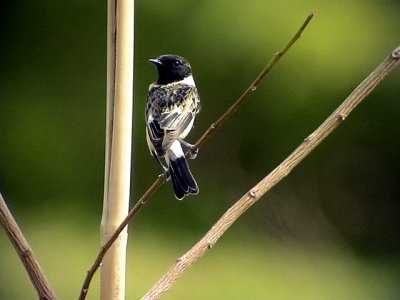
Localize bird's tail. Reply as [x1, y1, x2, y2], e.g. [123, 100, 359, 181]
[166, 140, 198, 200]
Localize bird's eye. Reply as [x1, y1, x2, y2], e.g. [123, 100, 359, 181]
[173, 60, 181, 68]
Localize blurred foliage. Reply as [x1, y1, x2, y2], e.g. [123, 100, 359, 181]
[1, 0, 400, 299]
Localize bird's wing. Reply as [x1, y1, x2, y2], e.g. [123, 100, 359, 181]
[146, 85, 167, 156]
[146, 84, 200, 155]
[146, 115, 164, 156]
[159, 85, 199, 150]
[160, 111, 194, 151]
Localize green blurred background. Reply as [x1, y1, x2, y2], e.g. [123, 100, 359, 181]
[1, 0, 400, 299]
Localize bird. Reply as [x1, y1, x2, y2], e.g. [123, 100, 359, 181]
[145, 54, 201, 200]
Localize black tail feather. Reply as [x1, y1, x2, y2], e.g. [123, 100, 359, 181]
[169, 156, 198, 200]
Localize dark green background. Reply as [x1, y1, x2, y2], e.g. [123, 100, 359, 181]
[1, 0, 400, 299]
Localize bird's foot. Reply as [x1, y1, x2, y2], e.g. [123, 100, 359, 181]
[159, 169, 171, 182]
[180, 140, 199, 159]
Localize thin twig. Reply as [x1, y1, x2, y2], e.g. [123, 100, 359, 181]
[0, 192, 59, 300]
[79, 12, 316, 300]
[141, 46, 400, 300]
[194, 11, 315, 150]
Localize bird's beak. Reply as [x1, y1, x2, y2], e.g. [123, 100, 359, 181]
[149, 58, 163, 66]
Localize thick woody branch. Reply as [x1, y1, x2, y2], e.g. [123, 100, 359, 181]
[141, 46, 400, 300]
[0, 193, 59, 300]
[79, 12, 315, 299]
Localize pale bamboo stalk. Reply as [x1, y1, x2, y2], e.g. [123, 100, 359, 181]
[142, 46, 400, 300]
[99, 0, 134, 300]
[0, 193, 58, 300]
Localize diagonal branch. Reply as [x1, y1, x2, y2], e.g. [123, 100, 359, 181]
[78, 11, 316, 300]
[141, 46, 400, 300]
[0, 192, 59, 300]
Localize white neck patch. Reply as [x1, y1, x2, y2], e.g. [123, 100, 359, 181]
[181, 75, 195, 86]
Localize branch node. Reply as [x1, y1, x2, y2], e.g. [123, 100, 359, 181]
[338, 113, 347, 122]
[207, 242, 213, 249]
[210, 123, 216, 129]
[251, 86, 257, 92]
[175, 257, 182, 263]
[391, 47, 400, 59]
[248, 190, 257, 199]
[22, 249, 31, 257]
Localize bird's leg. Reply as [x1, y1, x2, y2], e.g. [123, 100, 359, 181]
[180, 140, 199, 159]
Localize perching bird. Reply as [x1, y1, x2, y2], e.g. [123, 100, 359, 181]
[145, 54, 201, 200]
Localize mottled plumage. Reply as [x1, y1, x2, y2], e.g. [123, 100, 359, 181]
[145, 54, 200, 200]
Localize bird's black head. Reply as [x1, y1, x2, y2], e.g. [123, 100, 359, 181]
[149, 54, 192, 85]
